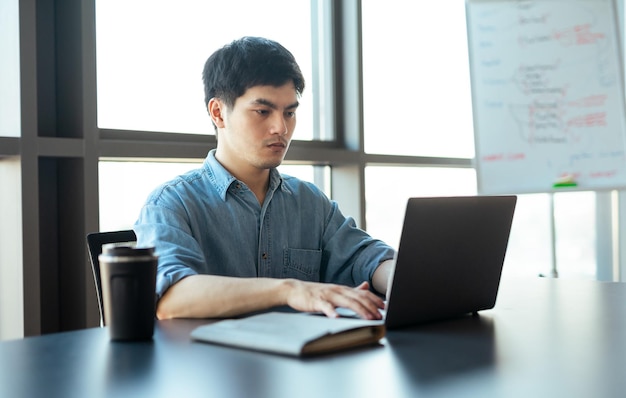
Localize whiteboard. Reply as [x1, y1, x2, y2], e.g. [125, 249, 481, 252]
[466, 0, 626, 194]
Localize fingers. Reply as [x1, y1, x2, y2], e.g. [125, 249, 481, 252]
[285, 279, 385, 320]
[318, 300, 340, 319]
[336, 284, 384, 320]
[294, 281, 384, 320]
[339, 281, 384, 319]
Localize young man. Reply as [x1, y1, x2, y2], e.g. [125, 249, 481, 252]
[135, 36, 395, 320]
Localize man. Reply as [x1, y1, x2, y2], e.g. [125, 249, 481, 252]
[135, 36, 395, 321]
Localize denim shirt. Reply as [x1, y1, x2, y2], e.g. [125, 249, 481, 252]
[134, 150, 396, 299]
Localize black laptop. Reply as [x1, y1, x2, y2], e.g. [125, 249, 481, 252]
[382, 195, 517, 329]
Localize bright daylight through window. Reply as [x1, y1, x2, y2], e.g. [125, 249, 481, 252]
[96, 0, 598, 280]
[96, 0, 314, 138]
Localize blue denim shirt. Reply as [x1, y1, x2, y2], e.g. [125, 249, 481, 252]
[134, 150, 396, 299]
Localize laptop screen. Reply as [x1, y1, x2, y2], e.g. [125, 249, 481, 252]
[384, 195, 517, 329]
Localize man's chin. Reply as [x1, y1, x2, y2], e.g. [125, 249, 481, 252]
[257, 157, 285, 170]
[257, 148, 289, 169]
[266, 160, 284, 169]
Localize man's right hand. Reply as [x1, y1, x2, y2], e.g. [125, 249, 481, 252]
[282, 279, 384, 320]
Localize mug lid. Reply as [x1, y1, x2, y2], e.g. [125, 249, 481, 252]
[102, 242, 155, 257]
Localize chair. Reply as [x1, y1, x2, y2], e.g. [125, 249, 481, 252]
[86, 229, 137, 326]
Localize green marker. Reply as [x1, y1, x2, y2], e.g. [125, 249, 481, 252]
[553, 181, 578, 188]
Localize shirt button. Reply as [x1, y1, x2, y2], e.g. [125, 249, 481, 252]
[262, 252, 268, 260]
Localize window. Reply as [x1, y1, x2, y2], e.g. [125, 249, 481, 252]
[97, 0, 595, 275]
[505, 192, 596, 279]
[95, 0, 315, 139]
[361, 1, 599, 280]
[0, 157, 23, 340]
[7, 0, 615, 339]
[98, 161, 202, 231]
[0, 0, 20, 137]
[98, 161, 328, 232]
[365, 166, 476, 249]
[362, 0, 474, 158]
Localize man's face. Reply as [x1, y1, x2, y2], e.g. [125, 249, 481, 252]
[214, 83, 299, 172]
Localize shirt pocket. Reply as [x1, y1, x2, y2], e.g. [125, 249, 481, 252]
[283, 248, 322, 281]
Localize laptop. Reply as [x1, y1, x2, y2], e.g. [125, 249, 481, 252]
[379, 195, 517, 329]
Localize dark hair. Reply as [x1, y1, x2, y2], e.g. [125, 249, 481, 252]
[202, 36, 305, 112]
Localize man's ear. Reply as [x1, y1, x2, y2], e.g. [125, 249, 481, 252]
[208, 98, 226, 128]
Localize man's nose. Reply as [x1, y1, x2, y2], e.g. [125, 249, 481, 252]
[271, 114, 288, 135]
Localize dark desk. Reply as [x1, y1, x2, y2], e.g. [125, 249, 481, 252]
[1, 278, 626, 398]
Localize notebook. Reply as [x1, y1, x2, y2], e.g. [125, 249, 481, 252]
[380, 195, 517, 329]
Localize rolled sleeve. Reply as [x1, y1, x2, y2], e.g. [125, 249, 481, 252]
[321, 203, 396, 286]
[135, 203, 204, 300]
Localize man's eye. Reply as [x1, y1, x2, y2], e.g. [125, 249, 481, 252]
[256, 109, 269, 115]
[286, 111, 296, 118]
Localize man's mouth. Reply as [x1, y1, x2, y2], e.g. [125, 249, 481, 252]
[267, 140, 287, 149]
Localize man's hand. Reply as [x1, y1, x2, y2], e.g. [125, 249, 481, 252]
[283, 280, 384, 320]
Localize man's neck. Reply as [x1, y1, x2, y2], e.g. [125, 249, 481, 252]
[214, 152, 270, 204]
[244, 173, 270, 205]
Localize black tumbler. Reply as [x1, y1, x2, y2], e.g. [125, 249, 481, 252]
[99, 244, 158, 341]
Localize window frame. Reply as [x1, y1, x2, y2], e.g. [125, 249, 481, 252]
[2, 0, 476, 338]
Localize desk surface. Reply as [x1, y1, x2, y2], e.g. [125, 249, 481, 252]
[1, 277, 626, 398]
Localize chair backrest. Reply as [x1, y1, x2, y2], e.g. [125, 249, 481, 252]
[86, 229, 137, 326]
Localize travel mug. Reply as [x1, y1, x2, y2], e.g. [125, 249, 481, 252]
[99, 244, 158, 341]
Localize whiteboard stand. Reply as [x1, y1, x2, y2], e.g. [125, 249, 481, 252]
[596, 191, 619, 281]
[540, 194, 559, 278]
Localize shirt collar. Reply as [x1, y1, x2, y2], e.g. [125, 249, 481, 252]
[204, 149, 290, 200]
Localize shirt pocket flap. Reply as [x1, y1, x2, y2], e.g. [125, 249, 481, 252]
[283, 248, 322, 280]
